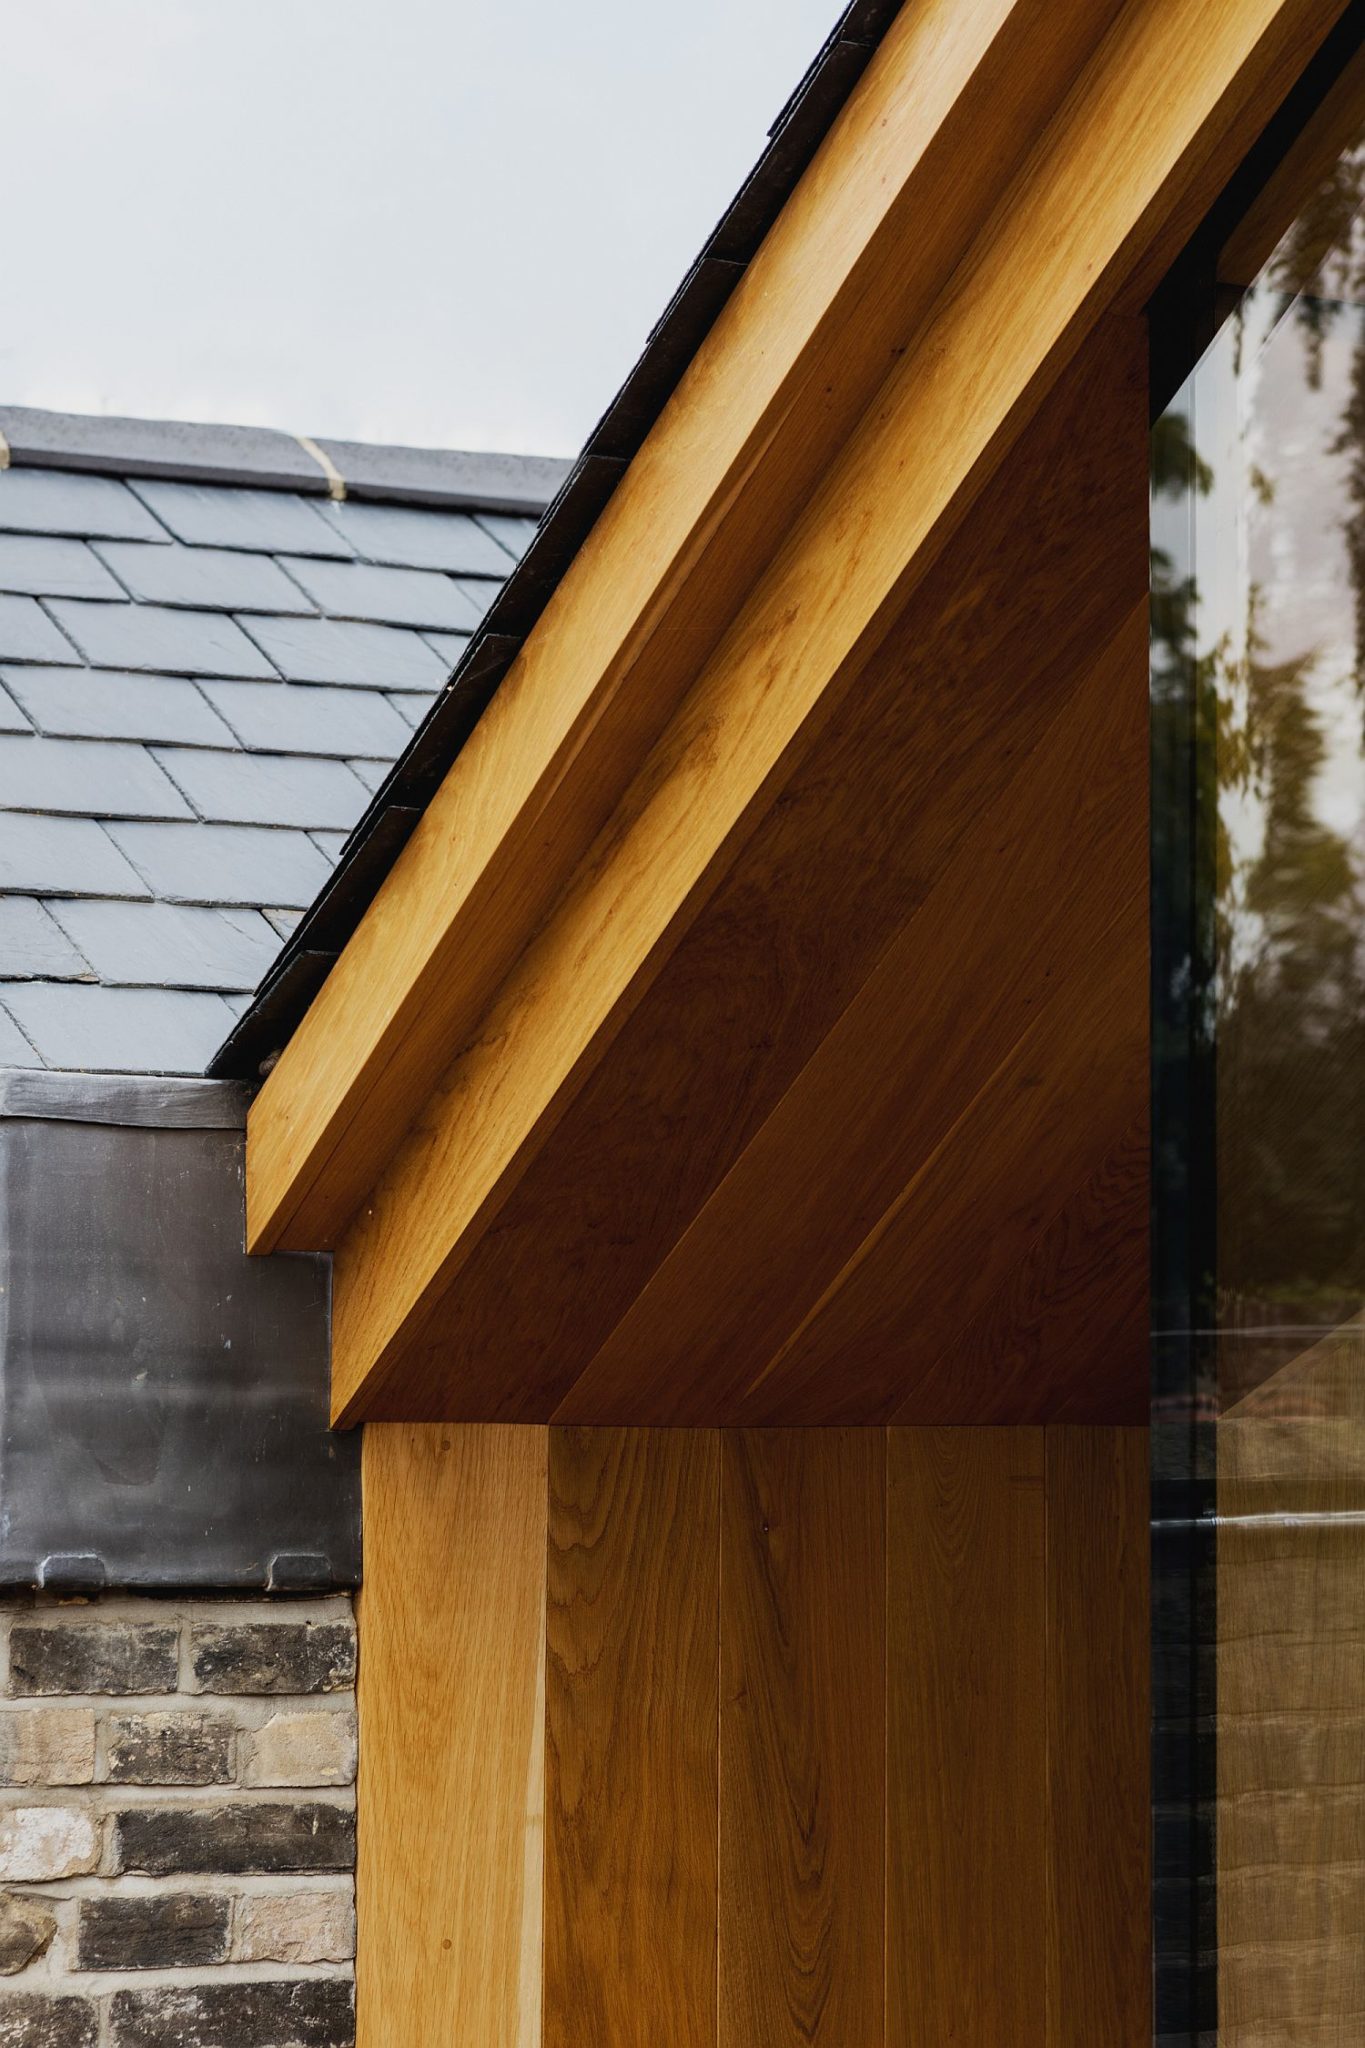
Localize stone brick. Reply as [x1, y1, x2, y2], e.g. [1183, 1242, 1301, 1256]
[234, 1886, 355, 1965]
[0, 1711, 95, 1787]
[75, 1893, 230, 1973]
[0, 1993, 98, 2048]
[190, 1622, 355, 1696]
[0, 1808, 99, 1882]
[8, 1624, 178, 1698]
[112, 1801, 354, 1876]
[108, 1977, 354, 2047]
[105, 1713, 235, 1786]
[244, 1710, 357, 1788]
[0, 1894, 56, 1974]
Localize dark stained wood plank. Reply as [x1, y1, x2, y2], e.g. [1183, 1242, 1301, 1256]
[892, 1115, 1149, 1425]
[724, 884, 1146, 1426]
[718, 1429, 885, 2046]
[1045, 1427, 1150, 2048]
[544, 1428, 719, 2048]
[887, 1428, 1047, 2047]
[356, 1424, 547, 2048]
[558, 600, 1147, 1428]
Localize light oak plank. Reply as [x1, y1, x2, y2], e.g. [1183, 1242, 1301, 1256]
[1045, 1426, 1150, 2048]
[719, 1429, 884, 2046]
[887, 1427, 1047, 2047]
[356, 1424, 547, 2048]
[544, 1428, 719, 2048]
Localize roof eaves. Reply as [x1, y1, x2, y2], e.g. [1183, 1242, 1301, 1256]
[210, 0, 902, 1082]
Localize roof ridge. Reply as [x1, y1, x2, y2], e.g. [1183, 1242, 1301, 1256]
[0, 404, 571, 516]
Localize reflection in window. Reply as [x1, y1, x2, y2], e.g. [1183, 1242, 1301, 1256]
[1153, 74, 1365, 2048]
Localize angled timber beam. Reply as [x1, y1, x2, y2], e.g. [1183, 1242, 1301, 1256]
[317, 0, 1345, 1425]
[246, 0, 1136, 1257]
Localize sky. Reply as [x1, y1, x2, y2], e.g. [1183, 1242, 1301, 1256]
[0, 0, 838, 459]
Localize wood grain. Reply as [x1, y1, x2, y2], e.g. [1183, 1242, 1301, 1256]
[356, 1424, 546, 2048]
[544, 1428, 719, 2048]
[249, 0, 1131, 1259]
[1045, 1427, 1150, 2048]
[719, 1430, 885, 2046]
[559, 611, 1147, 1428]
[372, 322, 1147, 1427]
[320, 0, 1345, 1427]
[891, 1115, 1149, 1426]
[887, 1428, 1047, 2047]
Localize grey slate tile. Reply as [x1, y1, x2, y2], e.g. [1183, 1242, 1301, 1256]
[239, 614, 447, 689]
[390, 691, 438, 728]
[309, 831, 350, 861]
[0, 408, 328, 490]
[0, 979, 236, 1074]
[93, 541, 316, 615]
[0, 999, 40, 1064]
[0, 896, 91, 980]
[0, 467, 170, 541]
[0, 814, 151, 897]
[153, 747, 368, 830]
[317, 499, 512, 576]
[1, 666, 235, 747]
[201, 679, 410, 760]
[0, 734, 192, 820]
[128, 480, 351, 557]
[0, 596, 79, 664]
[419, 632, 470, 668]
[277, 556, 484, 632]
[46, 599, 277, 678]
[48, 899, 281, 991]
[0, 683, 30, 733]
[264, 909, 302, 938]
[347, 757, 387, 793]
[474, 512, 540, 560]
[0, 534, 124, 601]
[105, 821, 332, 909]
[221, 990, 252, 1018]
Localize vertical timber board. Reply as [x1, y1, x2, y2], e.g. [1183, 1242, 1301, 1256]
[718, 1429, 886, 2046]
[356, 1423, 547, 2048]
[1045, 1426, 1151, 2048]
[886, 1427, 1048, 2047]
[544, 1427, 720, 2048]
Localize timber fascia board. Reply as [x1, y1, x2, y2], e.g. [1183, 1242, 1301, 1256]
[245, 0, 1134, 1258]
[243, 0, 1350, 1425]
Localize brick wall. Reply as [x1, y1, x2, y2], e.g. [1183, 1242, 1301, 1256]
[0, 1595, 356, 2048]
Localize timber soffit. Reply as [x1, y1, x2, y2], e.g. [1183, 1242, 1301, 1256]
[209, 0, 901, 1082]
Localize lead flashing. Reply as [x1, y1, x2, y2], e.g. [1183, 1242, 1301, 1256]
[0, 1066, 249, 1129]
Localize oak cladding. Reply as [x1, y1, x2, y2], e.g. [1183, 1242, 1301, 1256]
[720, 1430, 885, 2045]
[357, 1425, 1149, 2048]
[545, 1429, 719, 2048]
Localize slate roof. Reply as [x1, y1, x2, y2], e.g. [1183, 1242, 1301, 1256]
[0, 412, 568, 1074]
[216, 0, 899, 1082]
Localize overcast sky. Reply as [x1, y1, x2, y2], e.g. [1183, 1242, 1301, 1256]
[0, 0, 837, 459]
